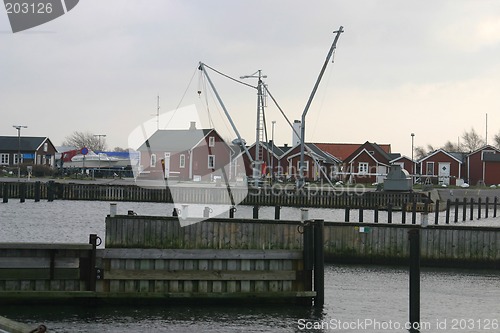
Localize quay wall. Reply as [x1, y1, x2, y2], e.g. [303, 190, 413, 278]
[106, 216, 500, 268]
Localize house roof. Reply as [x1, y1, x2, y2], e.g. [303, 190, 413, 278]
[467, 145, 500, 157]
[313, 143, 360, 161]
[246, 141, 286, 158]
[417, 148, 464, 163]
[345, 141, 393, 164]
[285, 143, 341, 164]
[137, 129, 217, 152]
[483, 153, 500, 162]
[0, 136, 53, 152]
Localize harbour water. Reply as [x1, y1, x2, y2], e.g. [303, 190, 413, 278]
[1, 200, 499, 332]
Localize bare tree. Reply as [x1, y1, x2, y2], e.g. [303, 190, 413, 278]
[442, 140, 462, 152]
[460, 128, 485, 152]
[414, 145, 434, 160]
[62, 131, 108, 151]
[493, 131, 500, 149]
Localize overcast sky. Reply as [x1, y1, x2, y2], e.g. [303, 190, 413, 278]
[1, 0, 500, 157]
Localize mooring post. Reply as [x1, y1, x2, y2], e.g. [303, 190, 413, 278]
[229, 206, 236, 218]
[462, 198, 467, 222]
[88, 234, 99, 292]
[401, 202, 407, 224]
[494, 197, 498, 218]
[172, 208, 178, 217]
[2, 183, 7, 203]
[485, 197, 489, 218]
[387, 203, 393, 224]
[19, 182, 26, 203]
[203, 206, 211, 218]
[253, 205, 259, 219]
[109, 203, 117, 217]
[358, 207, 363, 223]
[478, 197, 482, 219]
[470, 198, 474, 221]
[434, 199, 440, 224]
[34, 181, 41, 202]
[411, 200, 417, 225]
[302, 220, 314, 296]
[374, 205, 379, 223]
[47, 180, 54, 202]
[344, 206, 350, 222]
[408, 229, 420, 331]
[313, 219, 325, 308]
[274, 205, 281, 220]
[445, 199, 450, 224]
[454, 198, 459, 223]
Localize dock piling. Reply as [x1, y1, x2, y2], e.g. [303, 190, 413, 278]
[408, 229, 420, 331]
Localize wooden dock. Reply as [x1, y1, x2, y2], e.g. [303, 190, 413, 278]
[1, 180, 431, 209]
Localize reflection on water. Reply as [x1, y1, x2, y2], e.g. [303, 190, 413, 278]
[1, 265, 499, 333]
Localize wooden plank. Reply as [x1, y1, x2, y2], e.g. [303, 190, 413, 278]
[0, 315, 37, 333]
[0, 268, 80, 280]
[104, 269, 298, 282]
[0, 243, 92, 250]
[98, 249, 303, 260]
[0, 257, 79, 269]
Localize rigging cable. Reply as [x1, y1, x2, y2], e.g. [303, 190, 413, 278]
[164, 67, 198, 129]
[202, 63, 257, 90]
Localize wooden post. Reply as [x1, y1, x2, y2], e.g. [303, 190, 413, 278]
[253, 205, 259, 219]
[88, 234, 99, 292]
[2, 183, 7, 203]
[313, 219, 325, 308]
[485, 197, 489, 219]
[229, 206, 236, 218]
[445, 199, 451, 224]
[344, 206, 350, 222]
[302, 221, 314, 297]
[411, 200, 417, 225]
[454, 198, 459, 223]
[374, 206, 379, 223]
[274, 205, 281, 220]
[387, 203, 393, 224]
[19, 182, 26, 203]
[359, 207, 363, 223]
[434, 199, 440, 224]
[494, 197, 498, 218]
[401, 202, 406, 224]
[462, 198, 467, 222]
[34, 181, 41, 202]
[408, 229, 420, 330]
[470, 198, 474, 221]
[47, 180, 55, 202]
[478, 197, 482, 219]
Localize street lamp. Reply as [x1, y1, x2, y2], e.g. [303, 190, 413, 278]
[411, 133, 415, 183]
[94, 134, 106, 176]
[271, 121, 276, 181]
[13, 125, 28, 180]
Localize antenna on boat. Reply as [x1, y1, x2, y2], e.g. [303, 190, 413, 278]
[240, 70, 268, 187]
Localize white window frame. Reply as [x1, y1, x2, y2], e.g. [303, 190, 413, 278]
[296, 160, 309, 172]
[0, 153, 9, 165]
[209, 136, 215, 147]
[179, 154, 186, 168]
[208, 155, 215, 169]
[150, 154, 157, 167]
[359, 162, 369, 174]
[482, 150, 496, 159]
[426, 161, 434, 175]
[43, 142, 48, 152]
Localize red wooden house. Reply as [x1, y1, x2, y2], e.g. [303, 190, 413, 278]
[0, 136, 57, 168]
[240, 141, 286, 178]
[389, 156, 415, 175]
[137, 124, 232, 182]
[417, 149, 465, 186]
[344, 142, 397, 184]
[466, 145, 500, 186]
[279, 143, 341, 182]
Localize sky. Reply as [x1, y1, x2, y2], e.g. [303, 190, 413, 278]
[1, 0, 500, 157]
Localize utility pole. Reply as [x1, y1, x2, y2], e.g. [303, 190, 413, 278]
[298, 27, 343, 188]
[13, 125, 27, 180]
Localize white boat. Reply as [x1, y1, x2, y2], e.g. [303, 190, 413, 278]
[65, 152, 122, 168]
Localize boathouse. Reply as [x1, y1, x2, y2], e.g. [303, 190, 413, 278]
[465, 145, 500, 186]
[0, 136, 57, 168]
[418, 149, 464, 186]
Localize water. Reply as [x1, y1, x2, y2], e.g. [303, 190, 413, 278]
[1, 200, 499, 332]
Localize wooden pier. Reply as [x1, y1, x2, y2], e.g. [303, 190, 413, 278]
[0, 181, 431, 209]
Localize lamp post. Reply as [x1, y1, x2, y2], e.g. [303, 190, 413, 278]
[411, 133, 415, 184]
[93, 134, 106, 176]
[271, 121, 276, 182]
[13, 125, 27, 180]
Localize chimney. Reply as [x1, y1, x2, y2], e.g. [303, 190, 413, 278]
[189, 121, 196, 130]
[292, 120, 302, 147]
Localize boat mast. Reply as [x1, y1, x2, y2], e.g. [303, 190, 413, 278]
[298, 26, 344, 189]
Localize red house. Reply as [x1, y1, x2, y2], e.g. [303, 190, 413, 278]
[279, 143, 341, 182]
[344, 142, 397, 184]
[389, 156, 415, 175]
[418, 149, 465, 186]
[466, 145, 500, 185]
[241, 141, 286, 179]
[137, 123, 232, 182]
